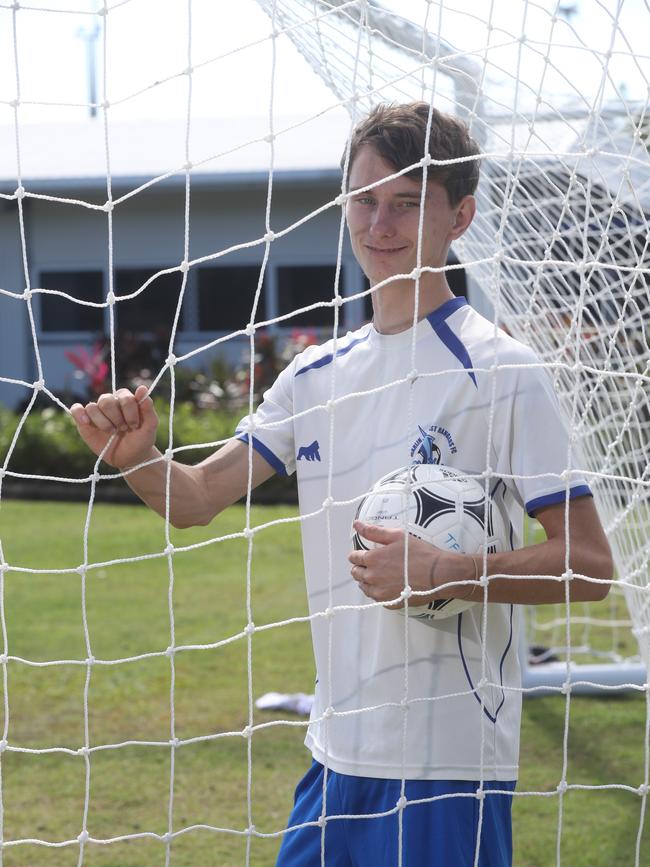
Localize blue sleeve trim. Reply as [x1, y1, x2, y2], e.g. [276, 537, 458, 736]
[236, 433, 288, 477]
[526, 484, 592, 517]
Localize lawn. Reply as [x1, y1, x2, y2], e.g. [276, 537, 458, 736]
[0, 499, 646, 866]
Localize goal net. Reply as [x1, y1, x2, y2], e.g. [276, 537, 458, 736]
[0, 0, 649, 864]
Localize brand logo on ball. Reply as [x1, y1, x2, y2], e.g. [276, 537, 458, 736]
[410, 423, 457, 465]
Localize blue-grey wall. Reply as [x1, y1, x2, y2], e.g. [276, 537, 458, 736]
[0, 176, 367, 409]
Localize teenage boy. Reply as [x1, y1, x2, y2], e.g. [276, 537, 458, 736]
[71, 102, 612, 867]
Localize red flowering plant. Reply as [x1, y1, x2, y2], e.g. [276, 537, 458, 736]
[64, 341, 110, 400]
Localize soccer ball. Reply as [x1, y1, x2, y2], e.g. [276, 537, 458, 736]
[352, 464, 510, 623]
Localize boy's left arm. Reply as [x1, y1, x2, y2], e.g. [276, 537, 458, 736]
[349, 496, 613, 606]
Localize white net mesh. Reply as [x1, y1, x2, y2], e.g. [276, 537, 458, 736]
[0, 0, 649, 863]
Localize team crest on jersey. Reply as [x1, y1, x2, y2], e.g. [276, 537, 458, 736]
[410, 424, 457, 465]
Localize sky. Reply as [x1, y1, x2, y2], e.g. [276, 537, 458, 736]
[0, 0, 648, 127]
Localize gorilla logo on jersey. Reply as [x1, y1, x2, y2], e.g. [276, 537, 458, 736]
[410, 424, 457, 465]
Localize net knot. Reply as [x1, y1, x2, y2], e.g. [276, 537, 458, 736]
[164, 448, 173, 462]
[166, 353, 177, 367]
[334, 194, 346, 207]
[246, 824, 256, 836]
[407, 368, 418, 383]
[106, 291, 115, 305]
[86, 655, 95, 666]
[164, 543, 174, 556]
[33, 378, 44, 391]
[556, 780, 568, 794]
[322, 496, 333, 509]
[165, 646, 175, 657]
[264, 133, 275, 144]
[475, 788, 485, 801]
[77, 746, 90, 757]
[179, 260, 189, 274]
[638, 784, 649, 796]
[264, 231, 276, 243]
[396, 795, 408, 810]
[244, 622, 256, 636]
[14, 184, 24, 199]
[400, 586, 412, 600]
[0, 654, 7, 664]
[77, 830, 90, 844]
[323, 705, 334, 719]
[22, 288, 32, 301]
[241, 725, 252, 739]
[102, 200, 113, 213]
[0, 739, 7, 752]
[244, 323, 255, 337]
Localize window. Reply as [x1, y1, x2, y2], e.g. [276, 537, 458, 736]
[114, 268, 184, 336]
[197, 266, 265, 331]
[277, 265, 342, 328]
[39, 271, 104, 332]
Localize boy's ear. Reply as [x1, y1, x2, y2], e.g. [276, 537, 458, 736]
[450, 195, 476, 240]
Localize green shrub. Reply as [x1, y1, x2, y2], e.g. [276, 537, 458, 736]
[0, 402, 296, 502]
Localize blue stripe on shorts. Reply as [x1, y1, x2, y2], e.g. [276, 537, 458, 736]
[276, 760, 515, 867]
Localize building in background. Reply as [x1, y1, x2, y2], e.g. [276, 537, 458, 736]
[0, 113, 468, 409]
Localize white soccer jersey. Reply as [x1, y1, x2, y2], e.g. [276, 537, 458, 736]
[236, 297, 590, 781]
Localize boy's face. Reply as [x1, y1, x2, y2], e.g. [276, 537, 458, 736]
[345, 144, 469, 288]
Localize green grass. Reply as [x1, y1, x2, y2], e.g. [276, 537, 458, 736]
[0, 500, 647, 866]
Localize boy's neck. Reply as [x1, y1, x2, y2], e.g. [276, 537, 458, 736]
[371, 276, 455, 335]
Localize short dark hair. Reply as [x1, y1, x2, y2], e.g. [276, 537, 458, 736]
[342, 102, 481, 205]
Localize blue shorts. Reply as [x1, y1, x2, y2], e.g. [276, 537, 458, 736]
[276, 761, 515, 867]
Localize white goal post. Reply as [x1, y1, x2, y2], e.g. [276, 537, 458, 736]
[255, 0, 650, 696]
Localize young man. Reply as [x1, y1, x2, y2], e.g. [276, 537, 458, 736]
[71, 102, 612, 866]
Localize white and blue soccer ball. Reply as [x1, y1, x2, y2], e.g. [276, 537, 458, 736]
[352, 464, 510, 623]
